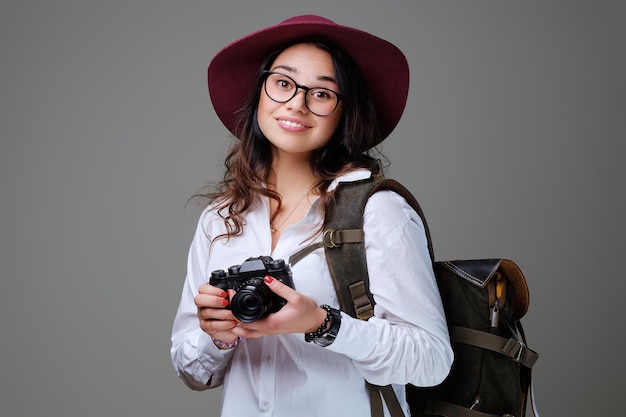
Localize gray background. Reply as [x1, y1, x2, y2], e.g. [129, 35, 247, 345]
[1, 1, 624, 416]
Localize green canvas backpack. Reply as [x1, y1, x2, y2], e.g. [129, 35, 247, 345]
[290, 177, 539, 417]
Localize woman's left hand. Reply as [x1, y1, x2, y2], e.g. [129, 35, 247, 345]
[230, 275, 329, 338]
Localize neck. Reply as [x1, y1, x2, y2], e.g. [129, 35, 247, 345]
[266, 156, 317, 239]
[267, 153, 317, 196]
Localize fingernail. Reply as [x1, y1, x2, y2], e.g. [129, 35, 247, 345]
[264, 275, 274, 283]
[222, 298, 229, 306]
[220, 290, 227, 298]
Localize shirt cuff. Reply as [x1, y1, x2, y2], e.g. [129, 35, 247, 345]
[197, 331, 238, 371]
[323, 312, 379, 359]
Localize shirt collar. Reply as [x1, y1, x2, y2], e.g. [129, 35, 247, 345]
[327, 169, 373, 192]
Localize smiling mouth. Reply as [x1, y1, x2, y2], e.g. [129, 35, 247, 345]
[278, 119, 309, 129]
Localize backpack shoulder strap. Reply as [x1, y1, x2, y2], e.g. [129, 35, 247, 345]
[290, 177, 433, 317]
[325, 177, 433, 318]
[321, 177, 434, 417]
[288, 177, 432, 417]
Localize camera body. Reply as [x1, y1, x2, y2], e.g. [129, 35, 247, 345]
[209, 256, 294, 323]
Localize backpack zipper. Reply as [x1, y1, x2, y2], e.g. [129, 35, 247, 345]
[490, 273, 505, 329]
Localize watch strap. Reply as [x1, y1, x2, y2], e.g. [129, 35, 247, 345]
[312, 307, 341, 347]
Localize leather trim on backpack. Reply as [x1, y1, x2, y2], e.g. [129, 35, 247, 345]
[439, 259, 530, 320]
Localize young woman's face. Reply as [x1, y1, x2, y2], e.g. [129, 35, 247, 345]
[257, 43, 343, 157]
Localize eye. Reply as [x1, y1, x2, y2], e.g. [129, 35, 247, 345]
[274, 76, 294, 91]
[309, 88, 334, 102]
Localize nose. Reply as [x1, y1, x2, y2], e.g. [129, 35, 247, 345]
[285, 88, 308, 113]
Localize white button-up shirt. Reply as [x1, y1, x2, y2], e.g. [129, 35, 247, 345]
[171, 170, 453, 417]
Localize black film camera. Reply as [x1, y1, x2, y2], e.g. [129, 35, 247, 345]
[209, 256, 294, 323]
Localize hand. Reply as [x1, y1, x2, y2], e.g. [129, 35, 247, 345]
[230, 276, 330, 339]
[195, 284, 239, 343]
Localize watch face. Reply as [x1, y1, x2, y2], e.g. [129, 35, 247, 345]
[313, 334, 336, 347]
[305, 307, 341, 346]
[313, 307, 341, 347]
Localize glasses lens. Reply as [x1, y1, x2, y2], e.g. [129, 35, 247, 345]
[264, 72, 339, 116]
[265, 73, 296, 102]
[306, 88, 339, 116]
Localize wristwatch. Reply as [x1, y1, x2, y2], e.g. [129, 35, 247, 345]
[311, 307, 342, 347]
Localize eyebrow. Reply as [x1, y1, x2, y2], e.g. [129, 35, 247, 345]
[270, 65, 338, 84]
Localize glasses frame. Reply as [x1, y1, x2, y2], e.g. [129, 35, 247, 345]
[262, 70, 343, 117]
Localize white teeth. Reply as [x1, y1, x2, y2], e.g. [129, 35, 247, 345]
[279, 119, 306, 128]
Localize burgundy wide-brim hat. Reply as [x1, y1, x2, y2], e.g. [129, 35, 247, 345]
[208, 15, 409, 150]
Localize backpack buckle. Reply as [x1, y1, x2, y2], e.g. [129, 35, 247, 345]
[504, 339, 525, 362]
[514, 341, 525, 362]
[323, 229, 341, 248]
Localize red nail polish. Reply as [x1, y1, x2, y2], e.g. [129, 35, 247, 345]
[222, 298, 229, 307]
[264, 275, 274, 283]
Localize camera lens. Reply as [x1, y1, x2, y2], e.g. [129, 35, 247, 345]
[230, 278, 274, 322]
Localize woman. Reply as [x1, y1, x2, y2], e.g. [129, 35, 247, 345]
[171, 15, 453, 416]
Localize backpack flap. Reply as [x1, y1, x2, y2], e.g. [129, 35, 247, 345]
[438, 259, 530, 321]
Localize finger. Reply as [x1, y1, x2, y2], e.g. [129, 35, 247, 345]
[197, 306, 236, 321]
[198, 283, 228, 297]
[263, 275, 296, 299]
[201, 317, 238, 333]
[200, 320, 238, 337]
[195, 294, 230, 310]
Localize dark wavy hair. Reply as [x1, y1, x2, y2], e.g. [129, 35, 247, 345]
[198, 41, 386, 241]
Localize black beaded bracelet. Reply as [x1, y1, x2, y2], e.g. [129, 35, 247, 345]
[304, 304, 333, 342]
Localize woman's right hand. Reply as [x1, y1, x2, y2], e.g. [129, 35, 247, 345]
[195, 284, 239, 343]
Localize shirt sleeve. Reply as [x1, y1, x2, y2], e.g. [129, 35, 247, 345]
[325, 190, 454, 387]
[170, 210, 236, 390]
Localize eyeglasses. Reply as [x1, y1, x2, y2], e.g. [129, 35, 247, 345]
[262, 70, 343, 116]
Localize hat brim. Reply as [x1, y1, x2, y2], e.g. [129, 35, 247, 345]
[208, 15, 409, 150]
